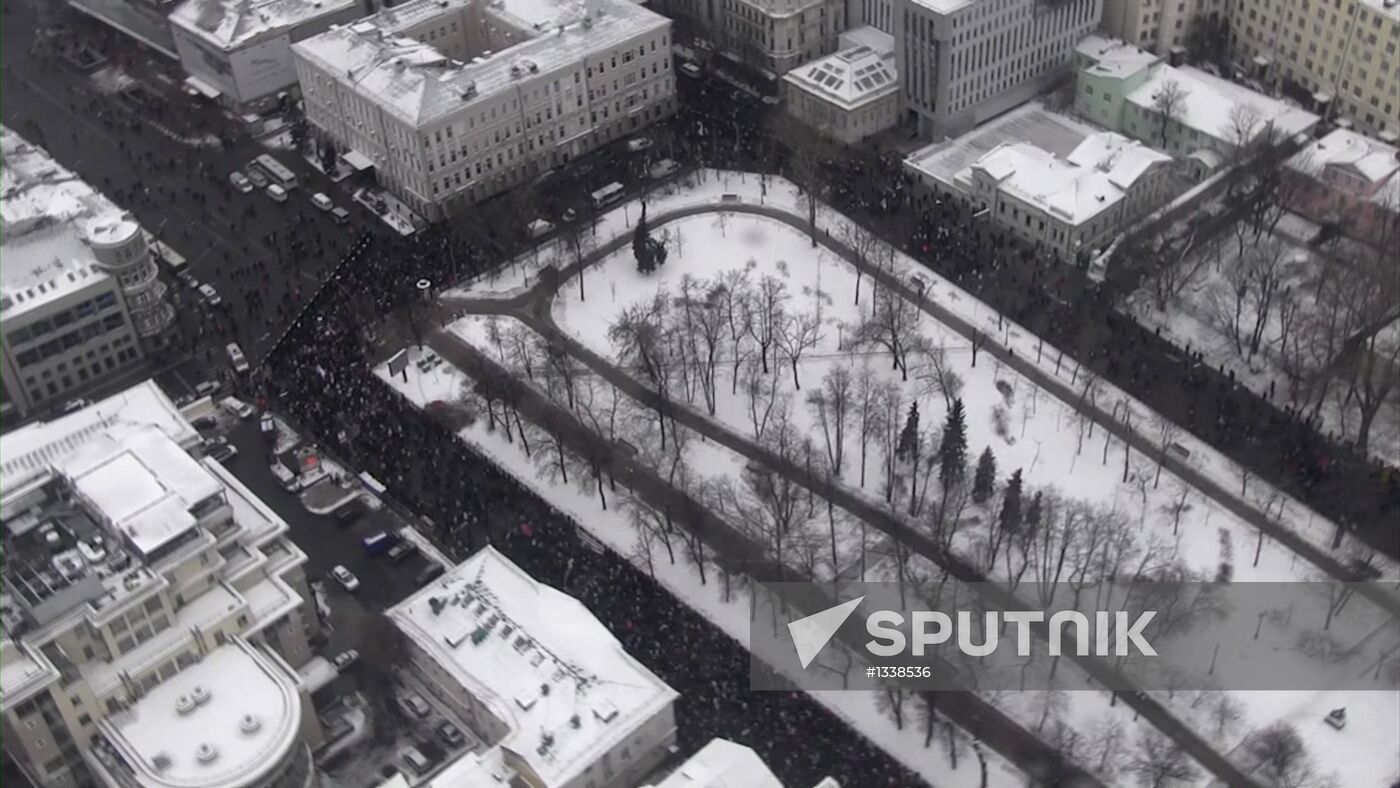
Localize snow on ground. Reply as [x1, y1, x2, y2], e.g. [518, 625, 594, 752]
[1128, 218, 1400, 467]
[372, 347, 1025, 788]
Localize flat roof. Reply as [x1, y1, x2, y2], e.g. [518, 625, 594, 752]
[1076, 34, 1159, 78]
[0, 639, 59, 708]
[647, 739, 782, 788]
[169, 0, 361, 51]
[0, 127, 125, 319]
[389, 547, 676, 788]
[0, 380, 198, 497]
[1126, 64, 1319, 144]
[59, 425, 220, 555]
[293, 0, 667, 125]
[100, 638, 302, 788]
[904, 101, 1101, 187]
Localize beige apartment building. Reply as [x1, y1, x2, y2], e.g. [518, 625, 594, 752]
[1100, 0, 1227, 56]
[0, 382, 323, 788]
[1229, 0, 1398, 140]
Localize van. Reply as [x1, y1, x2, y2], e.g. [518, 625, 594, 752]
[527, 219, 554, 239]
[226, 342, 250, 374]
[415, 564, 445, 586]
[679, 62, 702, 79]
[311, 192, 333, 212]
[266, 184, 288, 203]
[270, 463, 301, 492]
[590, 182, 624, 209]
[362, 530, 397, 556]
[330, 207, 351, 225]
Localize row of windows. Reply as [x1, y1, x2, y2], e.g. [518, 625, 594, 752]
[23, 344, 137, 404]
[7, 292, 119, 346]
[14, 313, 130, 369]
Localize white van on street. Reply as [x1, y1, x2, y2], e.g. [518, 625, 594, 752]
[311, 192, 333, 212]
[266, 184, 288, 203]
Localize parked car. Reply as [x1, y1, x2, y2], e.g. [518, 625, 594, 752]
[246, 168, 270, 188]
[415, 564, 445, 586]
[61, 398, 91, 414]
[333, 500, 364, 526]
[436, 721, 466, 748]
[648, 159, 680, 179]
[269, 463, 301, 492]
[396, 694, 431, 719]
[311, 192, 333, 212]
[198, 283, 221, 306]
[679, 61, 702, 79]
[330, 565, 359, 592]
[362, 530, 397, 556]
[221, 398, 255, 419]
[625, 136, 653, 152]
[194, 380, 222, 398]
[177, 270, 199, 289]
[229, 171, 254, 193]
[209, 443, 238, 463]
[266, 184, 288, 203]
[332, 650, 359, 670]
[331, 206, 351, 225]
[386, 541, 419, 565]
[192, 414, 219, 430]
[561, 207, 577, 222]
[226, 342, 250, 374]
[400, 746, 433, 776]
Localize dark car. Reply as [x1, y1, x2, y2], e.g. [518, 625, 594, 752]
[333, 501, 363, 526]
[436, 721, 466, 748]
[415, 564, 445, 586]
[386, 541, 419, 565]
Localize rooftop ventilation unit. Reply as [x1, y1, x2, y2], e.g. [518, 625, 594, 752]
[239, 714, 261, 734]
[191, 684, 211, 705]
[176, 694, 197, 715]
[195, 743, 218, 764]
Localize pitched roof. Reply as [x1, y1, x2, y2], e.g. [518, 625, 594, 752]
[783, 29, 896, 111]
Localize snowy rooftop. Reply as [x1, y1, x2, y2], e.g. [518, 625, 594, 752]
[0, 380, 198, 498]
[58, 425, 221, 556]
[0, 639, 58, 708]
[388, 546, 677, 788]
[293, 0, 667, 125]
[1290, 128, 1400, 204]
[99, 638, 302, 788]
[908, 0, 975, 15]
[963, 142, 1128, 224]
[904, 102, 1100, 188]
[645, 739, 783, 788]
[1076, 34, 1160, 78]
[1126, 65, 1319, 145]
[1065, 131, 1172, 190]
[169, 0, 361, 51]
[0, 127, 127, 319]
[1360, 0, 1399, 21]
[783, 27, 896, 111]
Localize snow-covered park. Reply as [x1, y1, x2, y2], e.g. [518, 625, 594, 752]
[380, 171, 1400, 788]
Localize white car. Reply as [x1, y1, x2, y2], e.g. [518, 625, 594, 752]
[221, 398, 255, 419]
[648, 159, 680, 179]
[330, 565, 359, 592]
[311, 192, 333, 212]
[229, 171, 254, 193]
[332, 649, 359, 670]
[396, 694, 431, 719]
[679, 62, 702, 79]
[625, 137, 653, 152]
[269, 462, 301, 492]
[198, 283, 221, 306]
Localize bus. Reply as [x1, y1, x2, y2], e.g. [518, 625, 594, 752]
[252, 154, 298, 190]
[590, 182, 624, 209]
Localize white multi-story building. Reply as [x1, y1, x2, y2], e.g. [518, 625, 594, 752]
[387, 546, 678, 788]
[909, 130, 1174, 257]
[1, 128, 176, 420]
[783, 26, 899, 142]
[168, 0, 367, 109]
[0, 382, 322, 788]
[292, 0, 677, 221]
[1228, 0, 1398, 140]
[896, 0, 1103, 136]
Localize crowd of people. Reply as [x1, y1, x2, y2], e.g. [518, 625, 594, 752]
[261, 233, 927, 786]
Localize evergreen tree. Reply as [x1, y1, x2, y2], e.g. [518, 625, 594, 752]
[971, 446, 997, 503]
[1024, 490, 1043, 535]
[634, 203, 655, 274]
[938, 398, 967, 489]
[999, 469, 1024, 533]
[896, 402, 920, 462]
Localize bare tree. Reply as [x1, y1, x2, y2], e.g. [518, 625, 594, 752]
[609, 292, 673, 445]
[854, 285, 920, 381]
[1127, 730, 1197, 788]
[1150, 79, 1190, 149]
[1243, 723, 1333, 788]
[807, 364, 853, 477]
[840, 221, 879, 305]
[716, 268, 754, 395]
[1147, 230, 1216, 312]
[914, 337, 964, 410]
[741, 358, 785, 441]
[777, 309, 823, 390]
[747, 275, 789, 374]
[854, 363, 882, 488]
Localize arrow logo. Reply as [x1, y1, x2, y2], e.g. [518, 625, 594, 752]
[787, 596, 865, 669]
